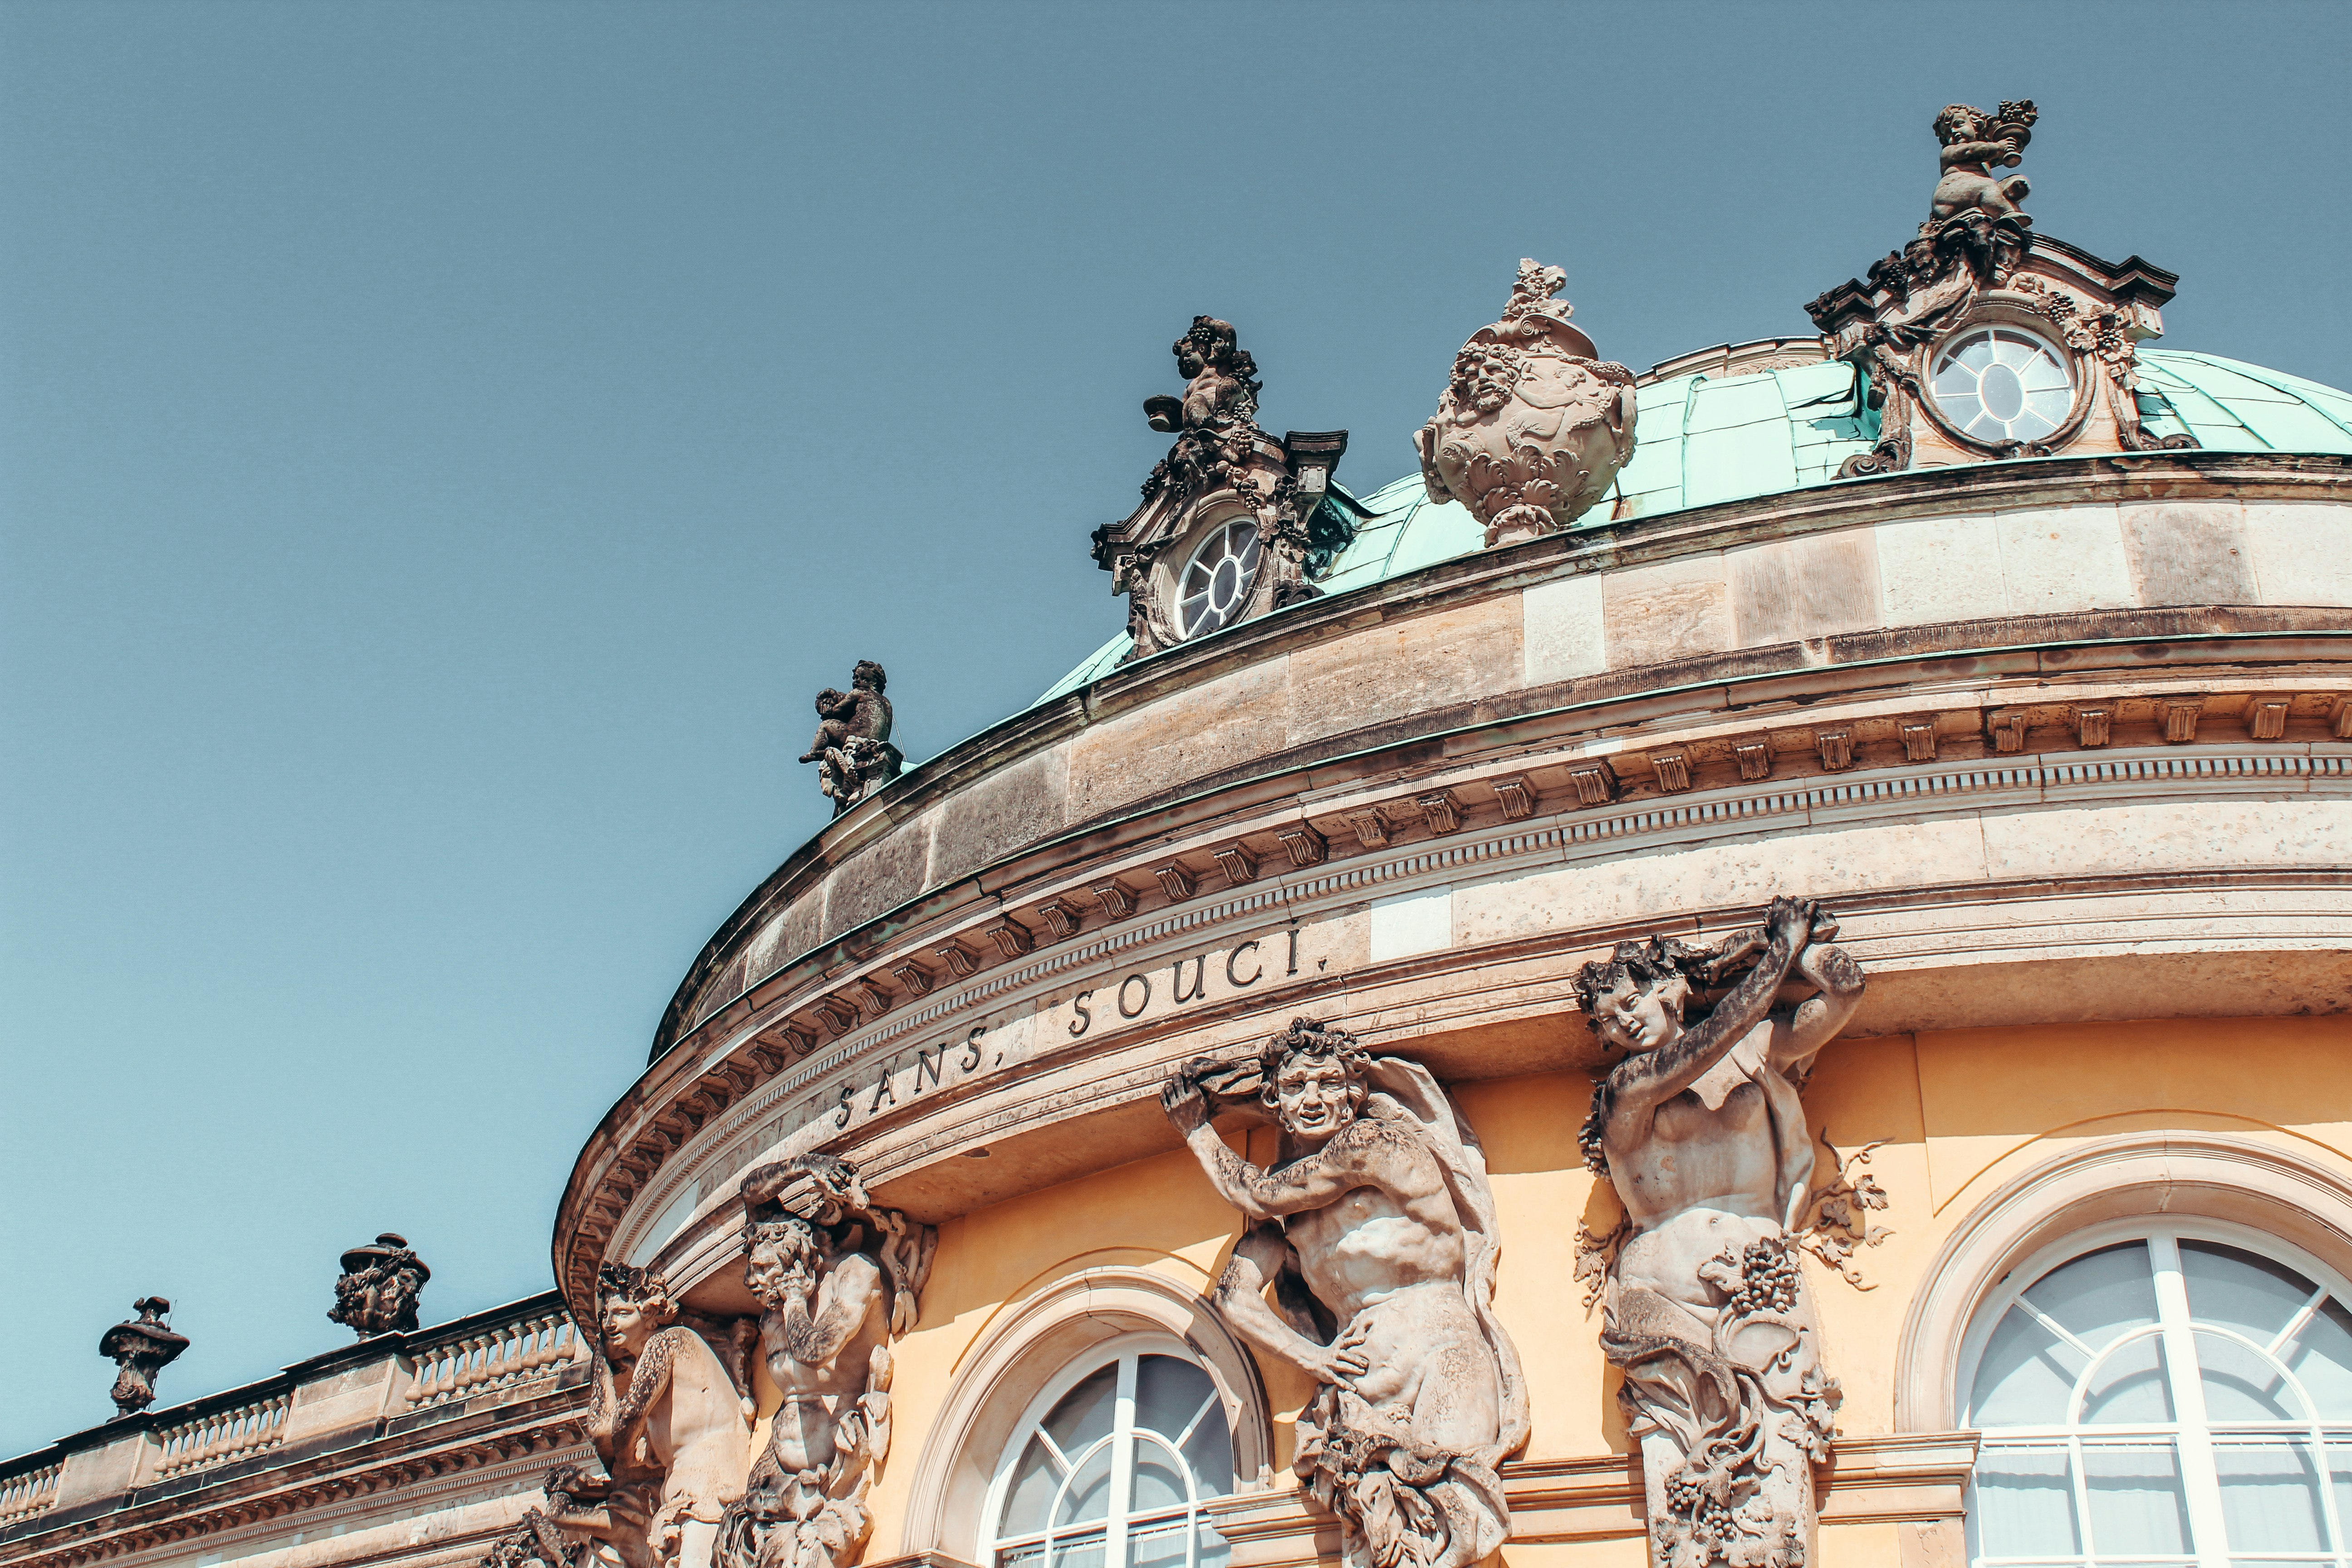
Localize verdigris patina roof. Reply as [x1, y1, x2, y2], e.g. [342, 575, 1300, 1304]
[1038, 348, 2352, 702]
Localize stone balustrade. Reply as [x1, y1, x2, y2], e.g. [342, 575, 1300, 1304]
[404, 1303, 577, 1409]
[0, 1460, 61, 1527]
[152, 1390, 293, 1481]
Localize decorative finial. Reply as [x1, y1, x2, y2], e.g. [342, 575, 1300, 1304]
[1413, 261, 1638, 548]
[98, 1297, 188, 1417]
[797, 662, 901, 817]
[328, 1232, 431, 1337]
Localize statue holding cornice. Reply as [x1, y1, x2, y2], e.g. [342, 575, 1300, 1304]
[1572, 897, 1864, 1568]
[715, 1156, 935, 1568]
[1162, 1019, 1528, 1568]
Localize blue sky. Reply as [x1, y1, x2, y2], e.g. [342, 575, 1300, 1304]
[4, 0, 2347, 1455]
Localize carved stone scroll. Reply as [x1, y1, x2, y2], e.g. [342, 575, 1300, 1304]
[1415, 260, 1637, 548]
[797, 662, 902, 817]
[328, 1232, 431, 1338]
[1570, 898, 1866, 1568]
[714, 1155, 936, 1568]
[98, 1297, 188, 1418]
[1162, 1020, 1529, 1568]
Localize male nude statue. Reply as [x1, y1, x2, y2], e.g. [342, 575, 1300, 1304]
[583, 1267, 751, 1568]
[1573, 897, 1863, 1568]
[716, 1158, 933, 1568]
[1163, 1019, 1525, 1568]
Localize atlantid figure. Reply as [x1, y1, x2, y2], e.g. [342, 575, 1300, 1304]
[1573, 897, 1863, 1568]
[715, 1156, 935, 1568]
[1162, 1019, 1527, 1568]
[797, 661, 901, 817]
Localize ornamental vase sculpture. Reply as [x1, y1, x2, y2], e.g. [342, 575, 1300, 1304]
[1415, 260, 1637, 548]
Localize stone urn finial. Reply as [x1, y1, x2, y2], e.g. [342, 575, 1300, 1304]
[1413, 260, 1638, 548]
[99, 1296, 188, 1417]
[328, 1232, 431, 1337]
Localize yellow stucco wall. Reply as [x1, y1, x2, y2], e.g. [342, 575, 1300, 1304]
[823, 1014, 2352, 1562]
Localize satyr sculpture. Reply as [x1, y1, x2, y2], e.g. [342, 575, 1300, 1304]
[98, 1297, 188, 1417]
[1162, 1020, 1527, 1568]
[1415, 260, 1637, 548]
[328, 1232, 431, 1337]
[797, 662, 901, 817]
[1573, 898, 1864, 1568]
[577, 1265, 753, 1568]
[715, 1156, 936, 1568]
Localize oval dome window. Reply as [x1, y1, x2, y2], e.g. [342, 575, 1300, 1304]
[1176, 519, 1261, 641]
[1930, 325, 2074, 445]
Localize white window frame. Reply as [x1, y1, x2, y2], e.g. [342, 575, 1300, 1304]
[1173, 518, 1261, 642]
[1957, 1216, 2352, 1568]
[975, 1332, 1232, 1568]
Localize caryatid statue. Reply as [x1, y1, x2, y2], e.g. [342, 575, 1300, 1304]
[1573, 897, 1864, 1568]
[578, 1265, 754, 1568]
[716, 1156, 936, 1568]
[1414, 260, 1637, 549]
[1162, 1019, 1528, 1568]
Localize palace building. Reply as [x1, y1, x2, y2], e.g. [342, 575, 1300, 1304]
[8, 101, 2352, 1568]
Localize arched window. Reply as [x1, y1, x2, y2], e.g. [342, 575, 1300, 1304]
[980, 1338, 1235, 1568]
[1960, 1222, 2352, 1567]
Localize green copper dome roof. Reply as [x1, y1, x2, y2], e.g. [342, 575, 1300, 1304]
[1037, 348, 2352, 704]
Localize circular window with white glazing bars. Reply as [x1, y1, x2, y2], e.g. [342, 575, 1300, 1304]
[1175, 519, 1261, 641]
[1928, 324, 2077, 447]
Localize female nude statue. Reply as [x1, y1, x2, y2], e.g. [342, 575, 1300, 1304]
[1572, 897, 1863, 1568]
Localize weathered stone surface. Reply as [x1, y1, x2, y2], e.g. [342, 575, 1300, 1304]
[1991, 504, 2134, 613]
[1729, 529, 1883, 646]
[1603, 552, 1730, 667]
[926, 746, 1068, 887]
[1067, 661, 1293, 823]
[1873, 513, 2007, 625]
[1288, 597, 1522, 747]
[1521, 572, 1607, 686]
[822, 814, 934, 941]
[742, 892, 824, 990]
[2243, 500, 2352, 606]
[2118, 501, 2259, 606]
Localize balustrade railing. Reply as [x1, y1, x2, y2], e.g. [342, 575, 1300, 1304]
[152, 1391, 293, 1481]
[0, 1460, 61, 1527]
[404, 1303, 578, 1409]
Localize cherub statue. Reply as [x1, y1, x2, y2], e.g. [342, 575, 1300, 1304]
[1144, 316, 1260, 433]
[1572, 897, 1865, 1568]
[583, 1266, 752, 1568]
[1162, 1020, 1527, 1568]
[796, 662, 901, 817]
[715, 1157, 935, 1568]
[1928, 100, 2037, 227]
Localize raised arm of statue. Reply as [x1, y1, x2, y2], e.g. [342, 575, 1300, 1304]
[1772, 933, 1866, 1072]
[1162, 1068, 1387, 1222]
[774, 1251, 882, 1369]
[1603, 897, 1815, 1131]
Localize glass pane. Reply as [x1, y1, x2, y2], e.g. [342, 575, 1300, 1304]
[1971, 1306, 2083, 1426]
[2029, 1242, 2160, 1355]
[2212, 1441, 2327, 1553]
[998, 1540, 1046, 1568]
[2182, 1241, 2318, 1342]
[1056, 1444, 1114, 1528]
[1181, 1405, 1234, 1499]
[1000, 1436, 1061, 1539]
[2284, 1297, 2352, 1419]
[1954, 334, 1995, 371]
[2197, 1331, 2306, 1421]
[1131, 1437, 1188, 1514]
[2329, 1443, 2352, 1544]
[1136, 1357, 1215, 1441]
[1124, 1518, 1228, 1568]
[1971, 1446, 2079, 1558]
[1041, 1527, 1105, 1568]
[2082, 1443, 2191, 1556]
[2082, 1333, 2174, 1425]
[1045, 1365, 1118, 1455]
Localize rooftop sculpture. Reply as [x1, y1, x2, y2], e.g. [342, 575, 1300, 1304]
[798, 661, 901, 818]
[98, 1297, 188, 1418]
[1415, 260, 1637, 548]
[328, 1232, 431, 1338]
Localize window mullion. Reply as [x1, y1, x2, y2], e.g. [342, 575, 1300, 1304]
[2149, 1233, 2231, 1568]
[1104, 1355, 1138, 1568]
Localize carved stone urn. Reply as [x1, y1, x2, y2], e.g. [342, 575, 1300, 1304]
[1414, 260, 1637, 547]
